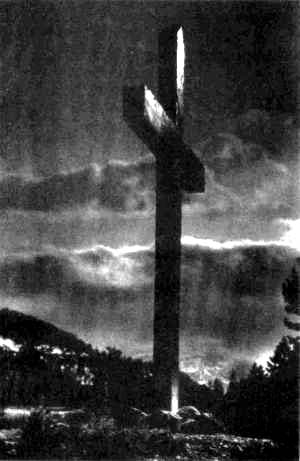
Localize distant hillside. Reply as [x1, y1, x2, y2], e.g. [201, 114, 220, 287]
[0, 308, 92, 353]
[0, 308, 221, 413]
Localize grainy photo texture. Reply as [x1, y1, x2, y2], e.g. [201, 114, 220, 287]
[0, 1, 299, 460]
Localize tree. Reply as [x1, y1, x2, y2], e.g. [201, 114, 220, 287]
[265, 335, 298, 455]
[282, 265, 300, 332]
[212, 378, 224, 399]
[267, 336, 299, 377]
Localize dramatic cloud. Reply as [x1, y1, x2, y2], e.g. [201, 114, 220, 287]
[0, 167, 98, 211]
[0, 1, 297, 384]
[0, 241, 298, 379]
[181, 111, 299, 244]
[195, 112, 298, 220]
[0, 245, 154, 346]
[1, 109, 297, 251]
[180, 243, 297, 350]
[234, 110, 298, 160]
[0, 157, 155, 213]
[99, 158, 154, 212]
[0, 107, 297, 259]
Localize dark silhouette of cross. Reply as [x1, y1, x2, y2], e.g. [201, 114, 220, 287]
[123, 26, 205, 412]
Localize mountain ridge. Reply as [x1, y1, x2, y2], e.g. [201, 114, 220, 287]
[0, 307, 222, 414]
[0, 307, 93, 354]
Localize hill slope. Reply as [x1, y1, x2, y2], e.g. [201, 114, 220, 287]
[0, 308, 221, 413]
[0, 308, 92, 353]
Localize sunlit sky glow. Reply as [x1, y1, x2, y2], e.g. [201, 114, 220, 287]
[182, 222, 300, 252]
[279, 219, 300, 252]
[254, 349, 273, 369]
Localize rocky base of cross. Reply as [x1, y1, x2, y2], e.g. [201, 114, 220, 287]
[1, 405, 291, 460]
[113, 405, 225, 434]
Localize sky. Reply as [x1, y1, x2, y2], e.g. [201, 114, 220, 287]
[0, 0, 299, 383]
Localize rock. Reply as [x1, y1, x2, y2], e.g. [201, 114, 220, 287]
[121, 407, 149, 427]
[0, 429, 22, 457]
[146, 409, 182, 432]
[111, 405, 149, 428]
[180, 412, 225, 434]
[177, 405, 201, 420]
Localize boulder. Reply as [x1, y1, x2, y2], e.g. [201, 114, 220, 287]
[180, 411, 225, 434]
[146, 409, 182, 432]
[0, 429, 22, 457]
[177, 405, 201, 420]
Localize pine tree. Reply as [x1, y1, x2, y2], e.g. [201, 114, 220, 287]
[282, 265, 300, 331]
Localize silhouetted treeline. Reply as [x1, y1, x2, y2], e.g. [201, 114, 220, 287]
[220, 267, 299, 455]
[220, 335, 299, 455]
[0, 307, 299, 455]
[0, 309, 220, 413]
[283, 265, 300, 331]
[0, 340, 150, 409]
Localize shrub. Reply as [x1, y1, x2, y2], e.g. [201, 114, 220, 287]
[18, 408, 77, 458]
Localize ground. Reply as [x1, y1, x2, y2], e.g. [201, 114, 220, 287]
[0, 425, 286, 460]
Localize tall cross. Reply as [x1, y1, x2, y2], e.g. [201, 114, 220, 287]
[123, 26, 205, 412]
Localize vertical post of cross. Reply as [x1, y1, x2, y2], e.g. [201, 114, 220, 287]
[123, 25, 204, 414]
[153, 26, 185, 413]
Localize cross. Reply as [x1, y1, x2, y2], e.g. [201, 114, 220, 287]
[123, 26, 205, 412]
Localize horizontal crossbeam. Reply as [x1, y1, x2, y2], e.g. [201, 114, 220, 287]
[123, 85, 205, 193]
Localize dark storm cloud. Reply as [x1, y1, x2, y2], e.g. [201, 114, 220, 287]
[0, 253, 68, 296]
[0, 247, 153, 335]
[180, 244, 297, 349]
[0, 108, 296, 255]
[0, 168, 96, 211]
[234, 110, 298, 159]
[99, 157, 154, 212]
[0, 243, 298, 352]
[0, 1, 159, 174]
[0, 157, 155, 213]
[187, 110, 299, 227]
[0, 109, 297, 230]
[1, 0, 297, 177]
